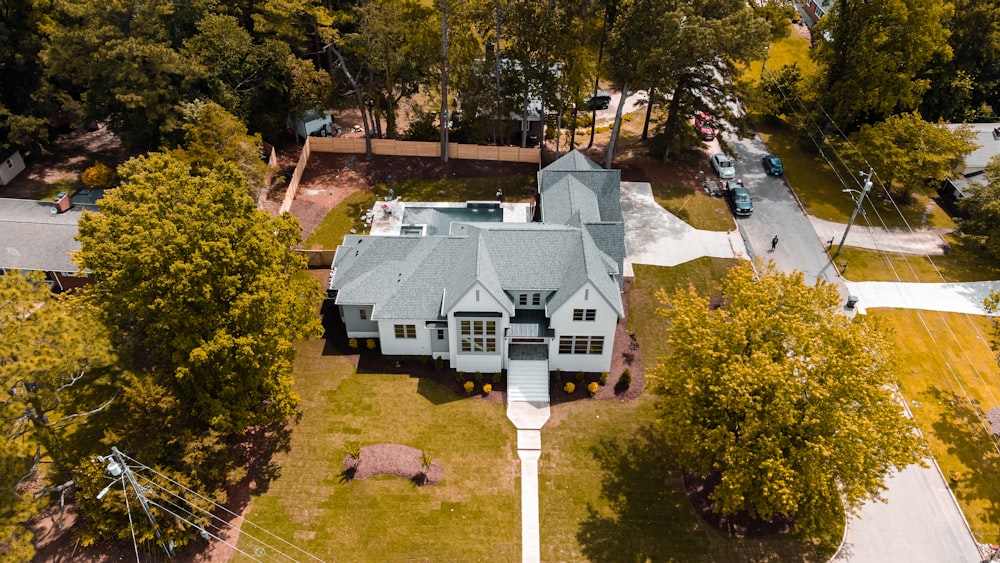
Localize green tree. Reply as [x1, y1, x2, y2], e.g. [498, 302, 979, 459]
[343, 0, 438, 139]
[812, 0, 952, 129]
[181, 14, 297, 138]
[652, 263, 926, 534]
[0, 271, 116, 559]
[75, 152, 322, 435]
[958, 156, 1000, 260]
[850, 112, 977, 201]
[167, 100, 271, 199]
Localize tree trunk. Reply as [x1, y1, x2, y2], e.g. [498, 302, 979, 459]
[662, 83, 685, 162]
[440, 0, 450, 161]
[605, 81, 628, 169]
[641, 87, 654, 140]
[327, 43, 372, 158]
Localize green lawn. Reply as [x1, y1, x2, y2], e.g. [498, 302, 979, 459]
[836, 236, 1000, 283]
[303, 175, 537, 250]
[650, 182, 735, 232]
[746, 27, 821, 86]
[235, 337, 520, 561]
[872, 309, 1000, 544]
[758, 120, 950, 229]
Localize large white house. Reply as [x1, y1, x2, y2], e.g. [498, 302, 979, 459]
[327, 150, 626, 378]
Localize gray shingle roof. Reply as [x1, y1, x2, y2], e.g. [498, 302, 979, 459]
[329, 223, 624, 320]
[0, 198, 88, 272]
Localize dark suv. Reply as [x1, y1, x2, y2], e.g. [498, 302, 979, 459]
[725, 181, 753, 216]
[584, 91, 612, 110]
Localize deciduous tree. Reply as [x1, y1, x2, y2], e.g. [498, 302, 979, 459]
[652, 263, 926, 534]
[850, 112, 977, 201]
[75, 153, 323, 435]
[812, 0, 952, 130]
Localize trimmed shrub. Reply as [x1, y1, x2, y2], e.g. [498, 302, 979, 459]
[455, 373, 465, 384]
[81, 161, 115, 189]
[564, 382, 575, 394]
[588, 381, 599, 396]
[474, 371, 483, 383]
[554, 368, 562, 381]
[491, 372, 501, 384]
[576, 371, 585, 383]
[464, 381, 475, 394]
[421, 451, 433, 468]
[345, 441, 362, 460]
[483, 383, 492, 395]
[622, 368, 632, 387]
[435, 357, 444, 370]
[348, 338, 358, 349]
[366, 339, 377, 350]
[599, 371, 609, 385]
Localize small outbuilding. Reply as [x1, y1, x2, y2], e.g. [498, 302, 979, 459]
[0, 147, 26, 186]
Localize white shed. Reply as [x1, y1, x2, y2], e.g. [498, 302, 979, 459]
[0, 148, 26, 186]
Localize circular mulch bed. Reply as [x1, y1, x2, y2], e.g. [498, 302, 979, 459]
[343, 444, 443, 486]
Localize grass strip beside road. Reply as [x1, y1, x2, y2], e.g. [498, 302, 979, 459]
[836, 238, 1000, 283]
[872, 309, 1000, 544]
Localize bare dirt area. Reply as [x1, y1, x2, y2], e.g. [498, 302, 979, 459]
[3, 126, 128, 199]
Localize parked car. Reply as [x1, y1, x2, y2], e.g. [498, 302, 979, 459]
[762, 154, 784, 176]
[725, 180, 753, 216]
[584, 90, 612, 110]
[711, 152, 736, 179]
[694, 112, 716, 141]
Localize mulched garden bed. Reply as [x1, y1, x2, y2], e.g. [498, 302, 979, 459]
[343, 444, 443, 486]
[685, 470, 796, 537]
[321, 278, 644, 405]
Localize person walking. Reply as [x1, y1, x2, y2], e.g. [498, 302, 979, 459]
[771, 235, 779, 251]
[496, 188, 503, 202]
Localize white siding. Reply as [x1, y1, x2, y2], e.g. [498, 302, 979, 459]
[548, 282, 618, 372]
[377, 321, 432, 355]
[447, 282, 508, 373]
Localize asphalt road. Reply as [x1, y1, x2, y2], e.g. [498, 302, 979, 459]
[717, 128, 983, 562]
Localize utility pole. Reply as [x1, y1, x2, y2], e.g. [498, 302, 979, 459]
[833, 168, 873, 258]
[98, 447, 174, 559]
[440, 0, 449, 162]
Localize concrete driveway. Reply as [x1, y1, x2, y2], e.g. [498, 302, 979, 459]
[619, 181, 747, 275]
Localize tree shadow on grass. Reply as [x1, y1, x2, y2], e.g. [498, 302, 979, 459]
[576, 426, 709, 561]
[927, 386, 1000, 531]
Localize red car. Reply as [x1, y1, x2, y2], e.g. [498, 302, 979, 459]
[694, 112, 716, 141]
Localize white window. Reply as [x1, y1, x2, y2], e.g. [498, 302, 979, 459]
[558, 336, 604, 355]
[459, 319, 497, 353]
[519, 293, 528, 306]
[572, 309, 596, 321]
[532, 293, 541, 306]
[394, 324, 416, 339]
[359, 309, 367, 320]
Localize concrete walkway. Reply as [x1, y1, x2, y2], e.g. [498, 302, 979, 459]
[809, 216, 950, 255]
[845, 280, 1000, 315]
[620, 181, 748, 275]
[506, 401, 550, 563]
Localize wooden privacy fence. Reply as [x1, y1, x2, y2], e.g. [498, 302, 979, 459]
[278, 138, 541, 214]
[294, 249, 338, 269]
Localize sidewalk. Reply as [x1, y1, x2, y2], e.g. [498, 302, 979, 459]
[809, 216, 950, 255]
[845, 280, 1000, 315]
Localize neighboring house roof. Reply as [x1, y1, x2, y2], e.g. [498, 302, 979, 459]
[0, 198, 91, 273]
[330, 223, 624, 321]
[948, 123, 1000, 176]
